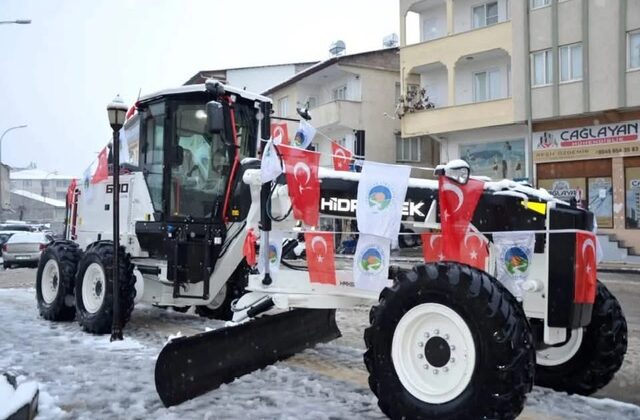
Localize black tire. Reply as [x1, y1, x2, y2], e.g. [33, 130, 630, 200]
[364, 262, 534, 420]
[535, 280, 627, 395]
[75, 241, 136, 334]
[3, 263, 9, 269]
[195, 262, 249, 321]
[36, 240, 81, 321]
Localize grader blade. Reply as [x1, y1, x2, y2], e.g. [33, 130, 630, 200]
[154, 309, 341, 407]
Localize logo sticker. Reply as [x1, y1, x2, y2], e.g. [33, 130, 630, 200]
[268, 244, 279, 264]
[293, 129, 306, 147]
[503, 246, 529, 276]
[368, 185, 392, 211]
[359, 246, 384, 274]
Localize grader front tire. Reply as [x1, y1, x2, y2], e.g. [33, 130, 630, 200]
[364, 262, 535, 419]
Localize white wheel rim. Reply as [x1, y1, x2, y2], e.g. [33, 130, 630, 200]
[391, 303, 476, 404]
[41, 259, 60, 304]
[207, 284, 228, 309]
[82, 262, 106, 314]
[537, 328, 584, 366]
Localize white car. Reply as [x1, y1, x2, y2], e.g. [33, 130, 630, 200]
[2, 232, 53, 269]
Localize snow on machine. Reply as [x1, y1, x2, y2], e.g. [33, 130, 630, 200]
[36, 80, 627, 419]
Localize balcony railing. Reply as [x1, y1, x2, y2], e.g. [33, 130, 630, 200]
[310, 100, 363, 130]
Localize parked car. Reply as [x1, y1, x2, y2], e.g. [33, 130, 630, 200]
[2, 232, 53, 269]
[0, 231, 23, 257]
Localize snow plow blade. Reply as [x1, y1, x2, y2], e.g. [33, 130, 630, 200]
[154, 308, 341, 407]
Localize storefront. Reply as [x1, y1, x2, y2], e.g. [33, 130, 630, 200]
[533, 115, 640, 251]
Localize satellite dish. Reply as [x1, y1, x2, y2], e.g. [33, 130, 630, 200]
[329, 40, 346, 57]
[382, 33, 399, 48]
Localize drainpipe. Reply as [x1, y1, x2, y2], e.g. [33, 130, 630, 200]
[619, 0, 627, 108]
[582, 0, 590, 112]
[551, 0, 559, 117]
[524, 2, 534, 184]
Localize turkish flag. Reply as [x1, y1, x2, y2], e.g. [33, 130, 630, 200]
[421, 232, 443, 263]
[279, 145, 321, 227]
[439, 176, 484, 261]
[243, 228, 257, 267]
[458, 232, 489, 270]
[91, 147, 109, 184]
[331, 142, 352, 171]
[575, 231, 597, 304]
[305, 232, 337, 285]
[271, 122, 289, 145]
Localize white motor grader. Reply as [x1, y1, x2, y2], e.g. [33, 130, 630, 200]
[36, 80, 626, 419]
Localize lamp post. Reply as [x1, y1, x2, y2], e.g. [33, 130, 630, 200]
[0, 19, 31, 25]
[0, 124, 27, 210]
[107, 95, 128, 342]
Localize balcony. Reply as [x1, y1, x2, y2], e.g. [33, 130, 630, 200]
[401, 97, 514, 137]
[311, 100, 363, 130]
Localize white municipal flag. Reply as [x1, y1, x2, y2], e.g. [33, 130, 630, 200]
[356, 161, 410, 240]
[493, 231, 535, 299]
[258, 229, 284, 279]
[260, 139, 283, 183]
[353, 234, 392, 292]
[292, 120, 316, 149]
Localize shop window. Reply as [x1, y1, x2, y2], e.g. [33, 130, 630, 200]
[460, 139, 526, 180]
[626, 167, 640, 229]
[538, 178, 587, 208]
[587, 177, 613, 228]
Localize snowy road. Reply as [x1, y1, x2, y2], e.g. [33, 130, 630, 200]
[1, 270, 640, 419]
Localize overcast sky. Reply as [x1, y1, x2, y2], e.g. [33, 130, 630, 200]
[1, 0, 399, 176]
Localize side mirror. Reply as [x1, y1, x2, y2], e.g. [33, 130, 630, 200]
[172, 145, 184, 166]
[434, 159, 471, 185]
[206, 101, 224, 134]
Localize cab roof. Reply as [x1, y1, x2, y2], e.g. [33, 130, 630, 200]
[139, 80, 272, 104]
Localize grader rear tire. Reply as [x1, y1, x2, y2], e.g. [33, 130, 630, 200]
[75, 242, 136, 334]
[364, 262, 534, 419]
[36, 241, 81, 321]
[535, 281, 627, 395]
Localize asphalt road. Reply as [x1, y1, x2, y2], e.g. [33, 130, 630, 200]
[1, 266, 639, 405]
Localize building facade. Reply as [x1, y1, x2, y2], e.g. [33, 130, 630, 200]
[9, 169, 75, 202]
[264, 48, 439, 175]
[9, 190, 66, 234]
[399, 0, 640, 252]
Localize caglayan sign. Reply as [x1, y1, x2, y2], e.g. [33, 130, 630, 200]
[533, 120, 640, 162]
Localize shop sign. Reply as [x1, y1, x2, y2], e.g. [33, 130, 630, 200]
[533, 120, 640, 162]
[459, 139, 526, 180]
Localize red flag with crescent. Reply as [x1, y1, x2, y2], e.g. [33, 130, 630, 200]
[243, 228, 257, 267]
[458, 232, 489, 270]
[421, 232, 443, 263]
[331, 142, 352, 171]
[279, 145, 321, 227]
[305, 232, 337, 285]
[575, 231, 597, 304]
[271, 122, 289, 145]
[66, 178, 77, 205]
[91, 147, 109, 184]
[438, 176, 484, 261]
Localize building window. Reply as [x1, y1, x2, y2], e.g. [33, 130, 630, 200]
[530, 0, 550, 9]
[629, 30, 640, 70]
[56, 192, 66, 200]
[306, 96, 318, 109]
[278, 97, 289, 116]
[396, 137, 421, 162]
[560, 43, 583, 82]
[23, 180, 32, 188]
[41, 180, 49, 187]
[473, 69, 501, 102]
[532, 49, 553, 86]
[56, 180, 68, 188]
[472, 2, 498, 28]
[332, 85, 347, 101]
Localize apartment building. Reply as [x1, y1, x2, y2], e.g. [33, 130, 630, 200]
[264, 48, 439, 173]
[399, 0, 640, 252]
[10, 169, 75, 202]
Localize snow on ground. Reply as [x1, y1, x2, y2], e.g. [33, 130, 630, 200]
[1, 287, 639, 420]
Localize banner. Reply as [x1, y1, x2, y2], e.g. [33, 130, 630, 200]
[353, 233, 391, 292]
[439, 176, 485, 261]
[356, 161, 410, 240]
[279, 145, 321, 227]
[493, 231, 535, 299]
[305, 232, 337, 285]
[260, 139, 283, 183]
[332, 142, 353, 171]
[588, 177, 613, 228]
[575, 231, 597, 304]
[292, 120, 316, 149]
[459, 139, 526, 180]
[625, 166, 640, 229]
[271, 122, 289, 145]
[258, 230, 283, 278]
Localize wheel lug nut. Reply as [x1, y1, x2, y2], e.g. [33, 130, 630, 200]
[433, 369, 439, 375]
[434, 329, 440, 335]
[418, 354, 424, 359]
[450, 345, 455, 351]
[444, 334, 450, 340]
[443, 367, 449, 373]
[424, 332, 430, 339]
[418, 341, 424, 347]
[423, 364, 429, 370]
[450, 357, 455, 363]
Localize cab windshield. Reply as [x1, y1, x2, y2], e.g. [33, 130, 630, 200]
[170, 103, 230, 219]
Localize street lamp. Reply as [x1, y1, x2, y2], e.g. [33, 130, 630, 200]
[107, 95, 128, 342]
[0, 19, 31, 25]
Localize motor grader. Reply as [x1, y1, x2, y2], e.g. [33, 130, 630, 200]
[36, 80, 627, 419]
